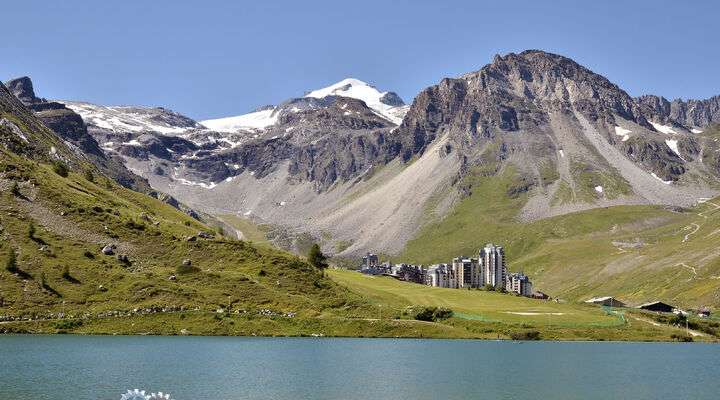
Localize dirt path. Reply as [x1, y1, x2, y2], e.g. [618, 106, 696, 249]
[682, 223, 701, 242]
[680, 200, 719, 243]
[628, 315, 705, 337]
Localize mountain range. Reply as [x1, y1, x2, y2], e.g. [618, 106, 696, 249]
[9, 50, 719, 258]
[4, 49, 720, 309]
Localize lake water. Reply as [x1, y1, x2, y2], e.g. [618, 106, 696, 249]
[0, 335, 718, 400]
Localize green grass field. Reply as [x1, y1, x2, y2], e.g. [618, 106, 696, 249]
[329, 269, 618, 326]
[327, 269, 718, 341]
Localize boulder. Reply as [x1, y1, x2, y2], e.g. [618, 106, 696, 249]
[197, 231, 214, 239]
[182, 259, 192, 266]
[101, 245, 115, 255]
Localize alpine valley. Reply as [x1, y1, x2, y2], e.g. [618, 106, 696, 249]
[2, 50, 720, 340]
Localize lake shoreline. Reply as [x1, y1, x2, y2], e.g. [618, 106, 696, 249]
[2, 312, 717, 343]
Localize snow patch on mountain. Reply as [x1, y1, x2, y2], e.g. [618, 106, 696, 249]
[650, 121, 677, 135]
[614, 126, 631, 141]
[63, 101, 202, 135]
[665, 139, 684, 160]
[200, 108, 278, 133]
[305, 78, 407, 124]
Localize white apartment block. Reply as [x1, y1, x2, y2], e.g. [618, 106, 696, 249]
[481, 243, 506, 288]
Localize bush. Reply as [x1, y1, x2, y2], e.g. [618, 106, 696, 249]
[53, 319, 83, 331]
[483, 284, 496, 291]
[413, 306, 454, 322]
[670, 333, 693, 342]
[52, 161, 69, 177]
[83, 250, 94, 259]
[10, 181, 20, 196]
[510, 330, 541, 341]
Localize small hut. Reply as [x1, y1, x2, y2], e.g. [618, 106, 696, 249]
[638, 301, 674, 313]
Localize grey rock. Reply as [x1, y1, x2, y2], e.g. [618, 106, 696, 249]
[637, 95, 720, 128]
[197, 231, 213, 239]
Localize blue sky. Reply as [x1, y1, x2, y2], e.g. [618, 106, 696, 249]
[2, 1, 719, 120]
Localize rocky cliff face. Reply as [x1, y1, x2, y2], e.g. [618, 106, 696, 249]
[637, 94, 720, 129]
[394, 51, 715, 202]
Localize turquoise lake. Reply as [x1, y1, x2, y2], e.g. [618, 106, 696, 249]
[0, 335, 718, 399]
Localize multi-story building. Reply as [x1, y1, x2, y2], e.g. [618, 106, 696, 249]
[480, 243, 506, 288]
[425, 264, 454, 288]
[506, 272, 532, 296]
[362, 253, 379, 269]
[452, 257, 483, 288]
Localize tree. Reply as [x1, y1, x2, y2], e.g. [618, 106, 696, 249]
[52, 161, 69, 177]
[307, 244, 328, 270]
[5, 249, 17, 273]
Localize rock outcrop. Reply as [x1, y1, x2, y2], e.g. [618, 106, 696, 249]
[637, 94, 720, 129]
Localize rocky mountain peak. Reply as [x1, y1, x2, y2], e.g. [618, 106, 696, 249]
[305, 78, 407, 124]
[5, 76, 40, 105]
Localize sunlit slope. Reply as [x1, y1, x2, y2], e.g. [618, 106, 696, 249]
[517, 197, 720, 307]
[400, 162, 720, 307]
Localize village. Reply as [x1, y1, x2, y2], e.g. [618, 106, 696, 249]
[358, 243, 714, 319]
[359, 243, 544, 298]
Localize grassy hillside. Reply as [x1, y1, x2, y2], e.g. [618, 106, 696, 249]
[400, 162, 720, 309]
[0, 152, 367, 321]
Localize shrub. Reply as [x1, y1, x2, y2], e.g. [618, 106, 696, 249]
[53, 319, 83, 331]
[510, 330, 541, 341]
[413, 306, 454, 322]
[52, 161, 69, 177]
[27, 222, 36, 239]
[10, 181, 20, 196]
[483, 284, 496, 291]
[670, 333, 693, 342]
[83, 250, 94, 259]
[258, 269, 267, 277]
